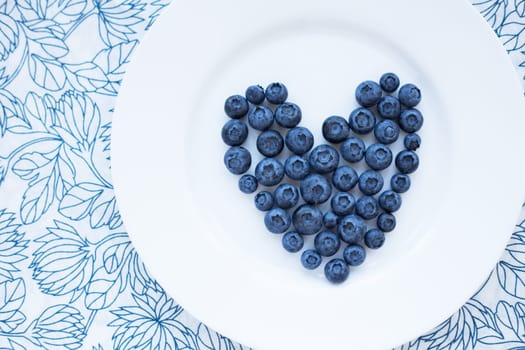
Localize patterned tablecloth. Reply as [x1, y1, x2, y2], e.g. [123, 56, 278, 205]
[0, 0, 523, 349]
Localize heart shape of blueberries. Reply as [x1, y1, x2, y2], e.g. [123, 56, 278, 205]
[222, 74, 423, 284]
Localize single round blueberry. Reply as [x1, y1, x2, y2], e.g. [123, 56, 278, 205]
[343, 245, 366, 266]
[224, 147, 251, 175]
[340, 137, 366, 163]
[365, 143, 393, 171]
[224, 95, 249, 119]
[254, 191, 274, 211]
[301, 249, 322, 270]
[377, 213, 396, 232]
[282, 231, 304, 253]
[404, 133, 421, 151]
[355, 80, 382, 107]
[284, 155, 310, 180]
[324, 258, 349, 284]
[377, 96, 401, 119]
[398, 83, 421, 107]
[379, 72, 400, 93]
[274, 183, 300, 209]
[238, 174, 258, 194]
[256, 130, 284, 157]
[374, 119, 400, 145]
[331, 192, 356, 216]
[395, 150, 419, 174]
[338, 214, 367, 244]
[275, 102, 302, 128]
[265, 82, 288, 104]
[264, 208, 291, 234]
[391, 173, 411, 193]
[323, 211, 339, 229]
[358, 170, 384, 195]
[254, 158, 285, 186]
[245, 85, 265, 105]
[399, 109, 424, 133]
[378, 190, 402, 213]
[285, 127, 314, 155]
[309, 144, 339, 174]
[314, 231, 341, 257]
[356, 196, 380, 220]
[365, 229, 386, 249]
[300, 174, 332, 204]
[332, 166, 358, 192]
[292, 204, 323, 235]
[248, 105, 274, 131]
[322, 116, 350, 143]
[221, 119, 248, 146]
[348, 108, 376, 134]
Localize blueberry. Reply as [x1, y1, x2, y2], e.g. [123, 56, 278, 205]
[300, 174, 332, 204]
[340, 137, 366, 163]
[265, 82, 288, 104]
[314, 231, 341, 257]
[274, 183, 300, 209]
[248, 105, 274, 131]
[356, 196, 379, 220]
[355, 80, 382, 107]
[398, 83, 421, 107]
[245, 85, 265, 104]
[323, 211, 339, 229]
[348, 108, 376, 135]
[379, 72, 400, 93]
[292, 204, 323, 235]
[365, 143, 393, 171]
[364, 229, 385, 249]
[377, 213, 396, 232]
[254, 191, 274, 211]
[374, 119, 400, 144]
[322, 116, 350, 143]
[284, 155, 310, 180]
[285, 127, 314, 155]
[324, 258, 349, 284]
[264, 208, 291, 234]
[395, 150, 419, 174]
[343, 245, 366, 266]
[257, 130, 284, 157]
[224, 95, 249, 119]
[275, 102, 302, 128]
[377, 96, 401, 119]
[399, 109, 424, 133]
[309, 145, 339, 174]
[378, 190, 402, 212]
[338, 214, 367, 244]
[255, 158, 285, 186]
[332, 166, 358, 192]
[224, 147, 251, 175]
[331, 192, 356, 216]
[238, 174, 258, 194]
[358, 170, 384, 195]
[301, 249, 322, 270]
[221, 119, 248, 146]
[391, 174, 411, 193]
[404, 133, 421, 151]
[282, 231, 304, 253]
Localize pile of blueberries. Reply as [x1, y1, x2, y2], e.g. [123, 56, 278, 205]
[222, 73, 423, 284]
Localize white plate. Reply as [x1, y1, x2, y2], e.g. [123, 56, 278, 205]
[111, 0, 525, 349]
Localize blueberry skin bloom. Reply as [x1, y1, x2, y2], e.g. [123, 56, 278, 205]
[338, 214, 367, 244]
[275, 102, 302, 128]
[265, 82, 288, 104]
[324, 258, 350, 284]
[284, 155, 310, 181]
[395, 150, 419, 174]
[274, 183, 300, 209]
[323, 211, 339, 229]
[224, 147, 251, 175]
[356, 196, 380, 220]
[378, 190, 402, 213]
[256, 130, 284, 157]
[245, 85, 265, 104]
[238, 174, 258, 194]
[405, 133, 421, 151]
[322, 116, 350, 143]
[282, 231, 304, 253]
[399, 109, 424, 133]
[379, 72, 400, 93]
[301, 249, 322, 270]
[292, 204, 323, 235]
[332, 166, 358, 192]
[300, 174, 332, 204]
[340, 137, 366, 163]
[398, 83, 421, 107]
[285, 127, 314, 155]
[391, 173, 411, 193]
[358, 170, 384, 195]
[221, 119, 248, 146]
[255, 158, 285, 186]
[365, 143, 393, 171]
[377, 213, 396, 232]
[331, 192, 356, 216]
[309, 144, 339, 174]
[264, 208, 291, 234]
[248, 105, 274, 131]
[224, 95, 249, 118]
[348, 108, 376, 135]
[315, 231, 341, 257]
[365, 229, 386, 249]
[254, 191, 274, 211]
[377, 96, 401, 119]
[343, 245, 366, 266]
[374, 119, 400, 145]
[355, 80, 382, 107]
